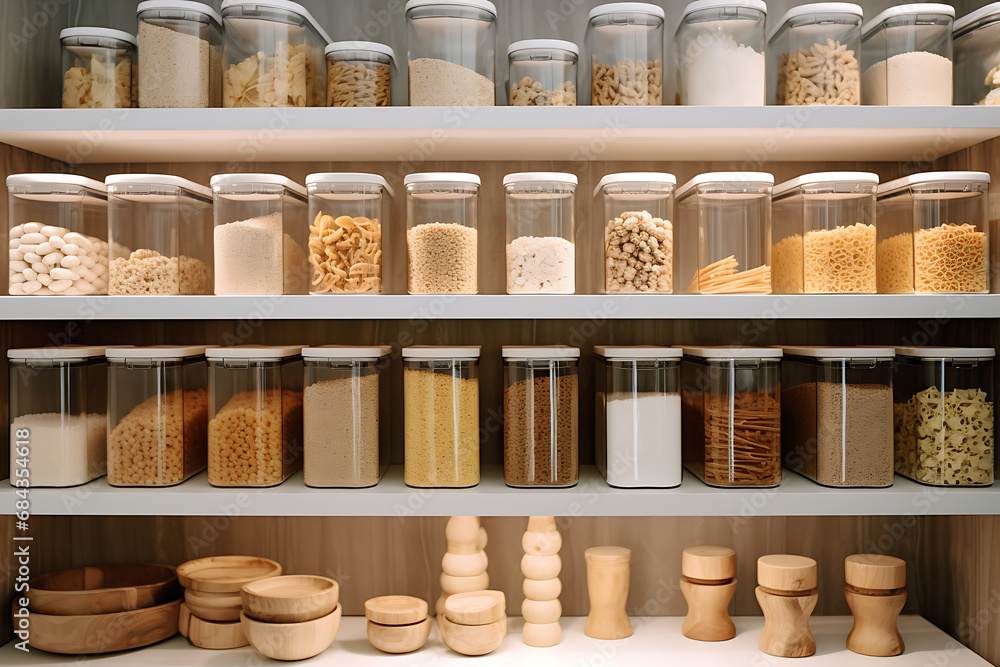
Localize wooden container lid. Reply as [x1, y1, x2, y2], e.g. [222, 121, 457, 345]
[757, 554, 817, 592]
[845, 554, 906, 590]
[365, 595, 428, 625]
[682, 546, 736, 581]
[444, 590, 506, 626]
[585, 546, 631, 560]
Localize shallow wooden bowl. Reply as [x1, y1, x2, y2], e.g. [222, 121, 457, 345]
[28, 564, 179, 615]
[241, 604, 341, 661]
[367, 617, 432, 653]
[364, 595, 428, 626]
[176, 555, 281, 593]
[183, 611, 249, 649]
[24, 598, 181, 655]
[439, 614, 507, 656]
[241, 575, 339, 623]
[184, 589, 242, 622]
[444, 590, 506, 626]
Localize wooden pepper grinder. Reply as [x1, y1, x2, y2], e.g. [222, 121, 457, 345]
[437, 516, 489, 616]
[755, 554, 818, 658]
[584, 546, 632, 640]
[845, 554, 906, 657]
[521, 516, 562, 647]
[680, 546, 737, 641]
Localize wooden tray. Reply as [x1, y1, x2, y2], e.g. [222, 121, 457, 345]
[176, 556, 281, 593]
[24, 599, 181, 655]
[28, 564, 179, 616]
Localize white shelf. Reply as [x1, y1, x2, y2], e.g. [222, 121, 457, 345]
[0, 107, 997, 163]
[4, 466, 998, 517]
[0, 616, 989, 666]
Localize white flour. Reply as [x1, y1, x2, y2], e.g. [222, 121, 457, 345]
[604, 393, 681, 487]
[681, 32, 765, 105]
[10, 413, 106, 487]
[861, 51, 952, 105]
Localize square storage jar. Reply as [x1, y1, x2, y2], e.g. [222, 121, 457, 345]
[953, 3, 1000, 105]
[405, 173, 480, 294]
[302, 345, 391, 488]
[595, 346, 682, 489]
[107, 346, 208, 487]
[507, 39, 578, 106]
[325, 41, 394, 107]
[780, 346, 895, 488]
[587, 3, 664, 105]
[8, 346, 106, 488]
[771, 171, 878, 294]
[682, 346, 782, 487]
[206, 346, 303, 487]
[60, 27, 137, 108]
[893, 346, 994, 487]
[7, 174, 109, 296]
[504, 172, 577, 294]
[876, 171, 990, 294]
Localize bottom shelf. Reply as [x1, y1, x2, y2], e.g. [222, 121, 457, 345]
[2, 615, 988, 665]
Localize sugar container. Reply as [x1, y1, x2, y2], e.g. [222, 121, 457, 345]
[405, 173, 480, 294]
[953, 3, 1000, 105]
[504, 172, 577, 294]
[507, 39, 578, 106]
[137, 1, 223, 108]
[587, 3, 664, 105]
[60, 27, 136, 108]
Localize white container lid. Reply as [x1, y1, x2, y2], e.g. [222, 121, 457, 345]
[404, 0, 497, 17]
[210, 173, 307, 198]
[6, 173, 107, 195]
[675, 172, 774, 200]
[589, 3, 665, 21]
[768, 3, 863, 43]
[8, 346, 104, 360]
[955, 2, 1000, 34]
[205, 345, 302, 359]
[404, 172, 481, 187]
[137, 1, 223, 26]
[302, 345, 392, 359]
[780, 345, 894, 360]
[862, 4, 955, 37]
[220, 0, 332, 43]
[683, 346, 783, 359]
[593, 172, 677, 198]
[325, 41, 395, 64]
[895, 346, 996, 360]
[105, 174, 212, 199]
[305, 172, 394, 197]
[402, 345, 481, 359]
[772, 171, 879, 197]
[595, 345, 683, 360]
[503, 172, 578, 187]
[502, 345, 581, 359]
[878, 171, 990, 197]
[681, 0, 767, 23]
[507, 39, 579, 57]
[59, 27, 138, 48]
[106, 345, 206, 360]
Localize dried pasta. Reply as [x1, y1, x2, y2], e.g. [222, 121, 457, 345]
[308, 212, 382, 293]
[224, 43, 319, 108]
[327, 61, 390, 107]
[772, 223, 876, 293]
[688, 255, 771, 294]
[591, 58, 662, 105]
[878, 224, 987, 293]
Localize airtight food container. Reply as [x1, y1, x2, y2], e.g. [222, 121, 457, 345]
[302, 346, 391, 488]
[771, 172, 878, 294]
[953, 3, 1000, 105]
[595, 346, 682, 488]
[8, 347, 106, 488]
[206, 346, 303, 487]
[876, 171, 990, 294]
[893, 347, 994, 486]
[405, 172, 480, 294]
[306, 173, 392, 294]
[60, 27, 137, 108]
[587, 3, 664, 105]
[137, 1, 223, 108]
[325, 41, 393, 107]
[7, 174, 109, 296]
[504, 172, 577, 294]
[107, 346, 208, 487]
[403, 346, 481, 488]
[507, 39, 579, 106]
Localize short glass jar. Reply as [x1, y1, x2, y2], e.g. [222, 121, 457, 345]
[504, 172, 576, 294]
[507, 39, 578, 106]
[60, 27, 137, 108]
[325, 41, 394, 107]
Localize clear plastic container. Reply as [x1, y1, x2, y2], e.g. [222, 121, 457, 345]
[220, 0, 330, 108]
[682, 347, 782, 487]
[860, 4, 954, 105]
[302, 346, 391, 488]
[502, 346, 580, 488]
[595, 172, 676, 294]
[676, 172, 774, 294]
[403, 346, 480, 488]
[595, 346, 682, 488]
[405, 0, 497, 106]
[780, 346, 895, 487]
[206, 346, 303, 487]
[504, 172, 576, 294]
[771, 171, 878, 294]
[106, 346, 208, 487]
[8, 347, 106, 488]
[306, 173, 392, 294]
[876, 171, 990, 294]
[6, 174, 109, 296]
[325, 41, 394, 107]
[405, 172, 480, 294]
[507, 39, 579, 106]
[953, 3, 1000, 105]
[892, 346, 994, 486]
[587, 3, 664, 105]
[60, 27, 137, 108]
[211, 173, 309, 295]
[137, 1, 223, 108]
[767, 2, 863, 105]
[106, 174, 214, 295]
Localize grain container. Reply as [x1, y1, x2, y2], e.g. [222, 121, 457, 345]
[325, 41, 393, 107]
[137, 1, 223, 108]
[507, 39, 578, 106]
[504, 172, 577, 294]
[60, 27, 136, 108]
[405, 173, 480, 294]
[587, 3, 664, 105]
[954, 3, 1000, 105]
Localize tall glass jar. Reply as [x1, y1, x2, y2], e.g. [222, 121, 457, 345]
[507, 39, 578, 106]
[953, 3, 1000, 105]
[325, 41, 393, 107]
[504, 172, 576, 294]
[405, 172, 480, 294]
[60, 28, 137, 108]
[587, 3, 664, 105]
[137, 1, 223, 108]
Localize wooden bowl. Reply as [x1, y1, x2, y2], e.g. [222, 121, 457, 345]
[24, 598, 181, 655]
[365, 595, 428, 626]
[184, 589, 242, 622]
[241, 575, 339, 623]
[185, 613, 249, 649]
[28, 564, 179, 615]
[367, 617, 432, 654]
[177, 555, 281, 593]
[444, 590, 506, 625]
[241, 604, 341, 661]
[439, 614, 506, 656]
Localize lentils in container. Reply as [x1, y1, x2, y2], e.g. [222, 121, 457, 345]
[587, 3, 664, 105]
[405, 172, 479, 294]
[60, 27, 136, 108]
[326, 41, 393, 107]
[953, 2, 1000, 105]
[504, 172, 576, 294]
[507, 39, 578, 106]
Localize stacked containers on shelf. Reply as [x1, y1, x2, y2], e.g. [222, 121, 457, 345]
[507, 40, 579, 106]
[504, 172, 577, 294]
[875, 171, 990, 294]
[953, 3, 1000, 105]
[325, 41, 394, 107]
[60, 28, 137, 108]
[586, 3, 664, 106]
[405, 173, 480, 294]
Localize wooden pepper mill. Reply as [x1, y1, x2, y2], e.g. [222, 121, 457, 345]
[755, 554, 818, 658]
[437, 516, 489, 616]
[680, 545, 737, 641]
[584, 546, 632, 640]
[521, 516, 562, 647]
[845, 554, 906, 657]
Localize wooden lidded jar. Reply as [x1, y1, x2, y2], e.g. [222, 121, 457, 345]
[680, 546, 737, 641]
[755, 554, 818, 658]
[845, 554, 907, 657]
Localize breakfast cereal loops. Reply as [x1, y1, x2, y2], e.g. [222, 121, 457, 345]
[407, 222, 478, 294]
[510, 76, 577, 106]
[604, 210, 672, 293]
[772, 223, 876, 293]
[777, 39, 860, 105]
[591, 58, 662, 105]
[327, 61, 390, 106]
[110, 249, 210, 295]
[308, 213, 382, 293]
[878, 224, 987, 293]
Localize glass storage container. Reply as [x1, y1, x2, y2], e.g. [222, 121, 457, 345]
[780, 346, 894, 487]
[953, 3, 1000, 105]
[876, 171, 990, 294]
[676, 172, 774, 294]
[325, 41, 393, 107]
[60, 27, 137, 109]
[595, 172, 676, 294]
[502, 346, 580, 488]
[211, 173, 309, 295]
[682, 346, 782, 487]
[8, 347, 106, 488]
[220, 0, 329, 107]
[405, 0, 497, 106]
[587, 3, 664, 105]
[106, 174, 214, 295]
[771, 171, 878, 294]
[206, 346, 303, 487]
[504, 172, 577, 294]
[303, 346, 391, 488]
[405, 172, 480, 294]
[403, 346, 480, 488]
[893, 346, 994, 486]
[7, 174, 109, 296]
[767, 2, 863, 105]
[306, 173, 391, 294]
[507, 39, 579, 106]
[137, 1, 223, 108]
[595, 346, 682, 488]
[106, 346, 208, 487]
[860, 4, 954, 105]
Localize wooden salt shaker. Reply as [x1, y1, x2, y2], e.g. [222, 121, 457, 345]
[845, 554, 906, 657]
[584, 546, 632, 640]
[755, 554, 818, 658]
[680, 546, 737, 641]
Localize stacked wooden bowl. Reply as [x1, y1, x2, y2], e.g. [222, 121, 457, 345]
[240, 574, 341, 660]
[365, 595, 432, 654]
[439, 590, 507, 656]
